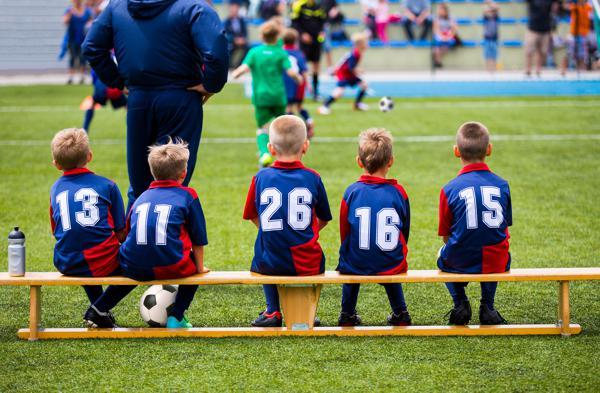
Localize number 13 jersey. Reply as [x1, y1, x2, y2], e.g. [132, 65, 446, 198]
[243, 161, 332, 276]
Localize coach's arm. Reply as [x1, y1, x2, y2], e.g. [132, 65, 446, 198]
[82, 5, 125, 90]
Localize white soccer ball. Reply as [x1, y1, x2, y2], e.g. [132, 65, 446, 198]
[379, 96, 394, 112]
[139, 285, 178, 327]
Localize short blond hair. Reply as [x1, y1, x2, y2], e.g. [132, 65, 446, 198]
[456, 122, 490, 161]
[358, 128, 393, 174]
[351, 32, 369, 45]
[269, 115, 307, 156]
[51, 128, 90, 170]
[260, 20, 281, 44]
[147, 138, 190, 181]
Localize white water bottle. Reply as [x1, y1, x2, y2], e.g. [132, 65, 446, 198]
[8, 227, 25, 277]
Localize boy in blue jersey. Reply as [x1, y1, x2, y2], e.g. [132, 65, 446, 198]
[82, 69, 127, 133]
[438, 121, 512, 325]
[243, 115, 332, 327]
[119, 139, 210, 328]
[49, 128, 131, 327]
[337, 129, 411, 326]
[282, 28, 315, 139]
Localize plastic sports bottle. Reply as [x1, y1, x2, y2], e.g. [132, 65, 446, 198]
[8, 227, 26, 276]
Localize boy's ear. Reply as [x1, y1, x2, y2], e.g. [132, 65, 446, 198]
[388, 156, 394, 168]
[302, 139, 310, 154]
[486, 143, 493, 156]
[87, 150, 93, 163]
[267, 143, 277, 157]
[453, 145, 461, 158]
[52, 159, 63, 171]
[356, 155, 364, 169]
[179, 169, 187, 184]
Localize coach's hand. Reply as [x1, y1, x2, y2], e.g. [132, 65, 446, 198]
[187, 83, 214, 104]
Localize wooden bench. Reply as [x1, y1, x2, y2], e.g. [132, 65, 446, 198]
[1, 267, 599, 340]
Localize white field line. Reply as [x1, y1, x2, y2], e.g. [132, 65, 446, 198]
[1, 134, 599, 147]
[0, 100, 599, 113]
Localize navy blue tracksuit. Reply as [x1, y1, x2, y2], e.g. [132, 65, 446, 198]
[82, 0, 229, 209]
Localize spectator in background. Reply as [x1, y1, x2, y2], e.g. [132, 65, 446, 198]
[63, 0, 93, 85]
[375, 0, 402, 43]
[525, 0, 559, 77]
[433, 3, 458, 68]
[483, 1, 500, 72]
[224, 2, 249, 68]
[259, 0, 285, 20]
[402, 0, 432, 42]
[361, 0, 379, 39]
[322, 0, 342, 69]
[561, 0, 593, 74]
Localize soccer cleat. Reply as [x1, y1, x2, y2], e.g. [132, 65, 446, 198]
[251, 310, 282, 327]
[354, 102, 369, 111]
[313, 316, 321, 327]
[166, 315, 193, 328]
[446, 300, 472, 325]
[318, 106, 331, 115]
[83, 306, 119, 328]
[258, 152, 274, 168]
[338, 312, 362, 326]
[387, 310, 412, 326]
[479, 304, 507, 325]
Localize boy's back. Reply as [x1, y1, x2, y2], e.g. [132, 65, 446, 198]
[283, 47, 308, 99]
[338, 176, 410, 275]
[243, 44, 290, 106]
[243, 161, 332, 276]
[438, 163, 512, 274]
[120, 181, 208, 280]
[50, 168, 125, 276]
[335, 48, 361, 82]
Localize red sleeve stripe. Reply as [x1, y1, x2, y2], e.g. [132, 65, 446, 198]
[438, 188, 453, 236]
[339, 198, 350, 243]
[243, 176, 259, 220]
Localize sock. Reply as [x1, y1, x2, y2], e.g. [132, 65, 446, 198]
[480, 282, 498, 309]
[256, 129, 269, 156]
[299, 108, 311, 122]
[324, 96, 335, 107]
[382, 283, 407, 314]
[263, 284, 280, 313]
[341, 284, 360, 315]
[312, 74, 319, 97]
[169, 285, 199, 320]
[355, 89, 366, 105]
[445, 282, 469, 308]
[83, 108, 94, 132]
[83, 285, 103, 304]
[92, 285, 136, 312]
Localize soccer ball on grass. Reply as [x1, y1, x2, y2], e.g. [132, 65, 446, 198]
[379, 96, 394, 113]
[139, 285, 178, 327]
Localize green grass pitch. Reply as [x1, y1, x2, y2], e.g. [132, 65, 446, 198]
[0, 84, 599, 391]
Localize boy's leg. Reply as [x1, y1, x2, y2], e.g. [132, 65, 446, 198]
[382, 283, 407, 314]
[355, 81, 368, 106]
[341, 283, 360, 314]
[445, 282, 468, 307]
[480, 281, 498, 309]
[83, 108, 95, 132]
[322, 86, 344, 108]
[92, 285, 136, 313]
[263, 284, 280, 313]
[82, 285, 103, 304]
[254, 106, 271, 156]
[169, 285, 199, 320]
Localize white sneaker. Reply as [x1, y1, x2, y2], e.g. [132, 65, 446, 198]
[318, 106, 331, 115]
[354, 102, 369, 111]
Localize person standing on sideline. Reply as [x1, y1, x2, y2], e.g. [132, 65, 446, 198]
[83, 0, 229, 210]
[64, 0, 93, 84]
[524, 0, 559, 77]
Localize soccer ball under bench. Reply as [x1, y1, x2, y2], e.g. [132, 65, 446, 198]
[139, 285, 178, 327]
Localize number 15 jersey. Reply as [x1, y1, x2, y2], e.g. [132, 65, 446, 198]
[438, 163, 512, 274]
[243, 161, 333, 276]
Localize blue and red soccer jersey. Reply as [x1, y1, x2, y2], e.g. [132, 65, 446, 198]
[119, 180, 208, 280]
[50, 168, 125, 277]
[335, 48, 362, 86]
[338, 176, 410, 275]
[243, 161, 333, 276]
[283, 45, 308, 104]
[91, 69, 127, 108]
[438, 163, 512, 274]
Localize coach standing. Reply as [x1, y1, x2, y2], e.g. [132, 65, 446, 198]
[82, 0, 228, 209]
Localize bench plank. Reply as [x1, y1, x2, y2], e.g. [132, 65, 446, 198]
[1, 268, 600, 286]
[17, 324, 583, 339]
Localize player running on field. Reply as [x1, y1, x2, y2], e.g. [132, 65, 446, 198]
[82, 69, 127, 133]
[319, 32, 369, 115]
[233, 21, 302, 168]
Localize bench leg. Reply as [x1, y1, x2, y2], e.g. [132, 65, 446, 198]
[277, 284, 322, 330]
[558, 280, 571, 337]
[28, 285, 42, 341]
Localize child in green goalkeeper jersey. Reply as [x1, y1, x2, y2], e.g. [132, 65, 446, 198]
[233, 20, 302, 167]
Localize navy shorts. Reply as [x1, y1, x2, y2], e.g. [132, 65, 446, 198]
[337, 77, 362, 88]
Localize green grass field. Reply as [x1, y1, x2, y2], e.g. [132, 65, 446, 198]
[0, 84, 599, 392]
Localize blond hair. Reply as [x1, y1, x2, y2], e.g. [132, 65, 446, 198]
[51, 128, 90, 170]
[351, 32, 369, 45]
[358, 128, 393, 174]
[456, 121, 490, 161]
[260, 20, 281, 44]
[147, 138, 190, 181]
[282, 28, 299, 46]
[269, 115, 307, 156]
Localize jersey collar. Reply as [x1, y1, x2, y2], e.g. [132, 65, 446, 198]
[63, 168, 93, 176]
[283, 44, 296, 50]
[458, 163, 491, 175]
[149, 180, 181, 189]
[358, 175, 397, 185]
[272, 160, 305, 169]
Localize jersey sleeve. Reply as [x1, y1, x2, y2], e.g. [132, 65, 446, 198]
[243, 176, 258, 220]
[298, 54, 308, 73]
[109, 183, 126, 231]
[402, 197, 411, 243]
[339, 197, 350, 243]
[242, 48, 254, 68]
[438, 188, 453, 236]
[505, 184, 512, 227]
[315, 177, 333, 222]
[49, 200, 56, 233]
[186, 197, 209, 246]
[281, 50, 292, 70]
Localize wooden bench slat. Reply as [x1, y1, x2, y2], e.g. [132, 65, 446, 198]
[1, 268, 600, 286]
